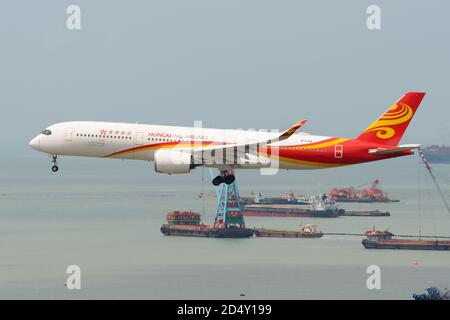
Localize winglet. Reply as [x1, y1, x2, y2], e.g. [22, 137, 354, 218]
[195, 119, 308, 155]
[263, 119, 307, 145]
[279, 120, 308, 140]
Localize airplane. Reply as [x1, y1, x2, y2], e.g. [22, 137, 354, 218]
[29, 92, 425, 186]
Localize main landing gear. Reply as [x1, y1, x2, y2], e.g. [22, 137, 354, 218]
[212, 170, 235, 186]
[51, 155, 59, 173]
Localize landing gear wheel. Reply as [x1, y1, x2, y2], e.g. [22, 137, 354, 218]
[212, 176, 224, 186]
[224, 175, 235, 185]
[50, 155, 59, 173]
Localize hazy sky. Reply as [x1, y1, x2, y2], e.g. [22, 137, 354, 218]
[1, 0, 449, 154]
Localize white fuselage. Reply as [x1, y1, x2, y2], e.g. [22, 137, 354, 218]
[29, 121, 332, 170]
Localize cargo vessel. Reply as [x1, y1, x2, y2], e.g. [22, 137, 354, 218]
[243, 196, 343, 218]
[362, 229, 450, 250]
[241, 192, 310, 205]
[255, 224, 323, 238]
[160, 211, 254, 238]
[421, 145, 450, 164]
[329, 180, 399, 203]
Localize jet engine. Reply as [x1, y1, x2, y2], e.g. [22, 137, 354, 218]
[154, 149, 195, 174]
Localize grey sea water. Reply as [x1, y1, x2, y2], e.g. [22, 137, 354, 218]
[0, 153, 449, 299]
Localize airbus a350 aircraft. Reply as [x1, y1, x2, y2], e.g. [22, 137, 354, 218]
[29, 92, 425, 185]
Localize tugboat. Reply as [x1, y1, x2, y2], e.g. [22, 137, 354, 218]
[413, 287, 450, 300]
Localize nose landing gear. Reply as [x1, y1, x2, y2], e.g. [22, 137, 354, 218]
[212, 170, 235, 186]
[51, 155, 59, 173]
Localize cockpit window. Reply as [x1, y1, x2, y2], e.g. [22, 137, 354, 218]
[41, 129, 52, 136]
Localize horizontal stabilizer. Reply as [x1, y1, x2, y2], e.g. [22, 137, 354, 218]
[368, 144, 421, 155]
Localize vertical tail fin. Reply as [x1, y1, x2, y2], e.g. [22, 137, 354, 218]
[356, 92, 425, 146]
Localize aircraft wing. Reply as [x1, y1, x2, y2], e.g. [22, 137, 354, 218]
[192, 119, 307, 164]
[368, 144, 421, 155]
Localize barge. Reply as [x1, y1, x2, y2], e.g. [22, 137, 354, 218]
[340, 209, 390, 217]
[332, 198, 399, 203]
[362, 230, 450, 250]
[160, 224, 254, 238]
[255, 224, 323, 238]
[243, 204, 340, 218]
[160, 211, 324, 239]
[242, 194, 390, 218]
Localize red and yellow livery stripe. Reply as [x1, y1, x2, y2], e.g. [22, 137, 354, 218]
[105, 141, 227, 158]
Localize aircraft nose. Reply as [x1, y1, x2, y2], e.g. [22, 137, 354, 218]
[29, 136, 40, 150]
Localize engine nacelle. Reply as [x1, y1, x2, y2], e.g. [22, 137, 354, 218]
[154, 149, 195, 174]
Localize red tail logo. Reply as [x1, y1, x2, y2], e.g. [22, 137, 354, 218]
[357, 92, 425, 146]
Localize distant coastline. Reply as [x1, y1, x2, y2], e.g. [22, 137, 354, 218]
[422, 145, 450, 164]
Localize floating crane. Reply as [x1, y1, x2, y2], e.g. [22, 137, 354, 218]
[328, 179, 399, 203]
